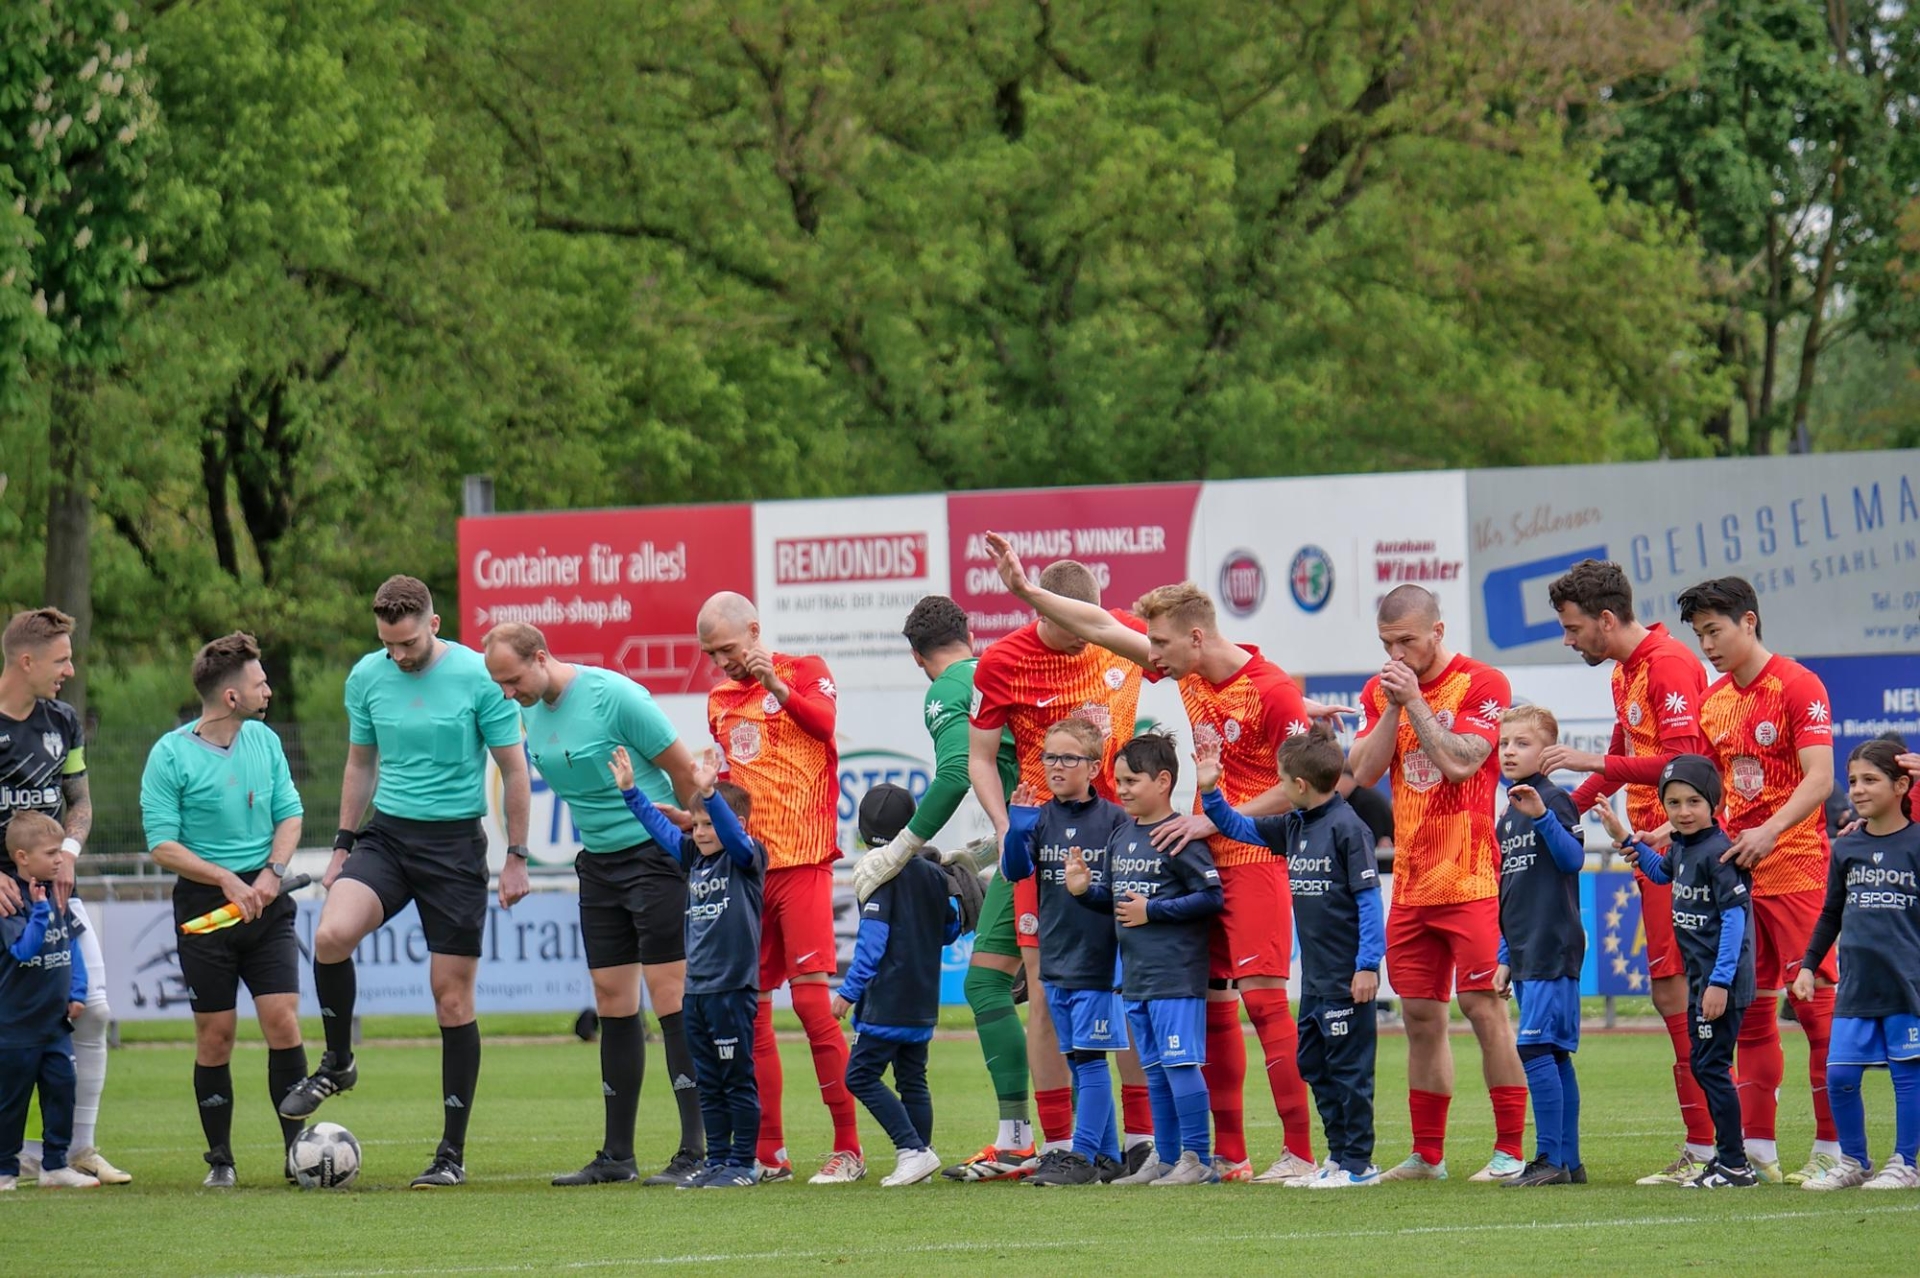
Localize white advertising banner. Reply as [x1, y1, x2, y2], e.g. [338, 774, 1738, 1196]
[1191, 471, 1473, 676]
[752, 493, 950, 691]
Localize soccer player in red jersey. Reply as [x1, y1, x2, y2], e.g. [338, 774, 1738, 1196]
[1679, 576, 1839, 1185]
[698, 592, 863, 1184]
[1539, 559, 1718, 1183]
[963, 557, 1158, 1176]
[1346, 585, 1529, 1182]
[986, 533, 1329, 1185]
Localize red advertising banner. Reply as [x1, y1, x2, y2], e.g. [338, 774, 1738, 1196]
[947, 483, 1203, 645]
[457, 504, 754, 693]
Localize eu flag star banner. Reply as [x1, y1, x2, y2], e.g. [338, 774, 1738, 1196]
[1591, 870, 1651, 996]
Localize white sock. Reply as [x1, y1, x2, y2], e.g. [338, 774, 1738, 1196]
[1746, 1138, 1778, 1165]
[1812, 1139, 1841, 1159]
[997, 1119, 1032, 1150]
[1124, 1132, 1151, 1150]
[1041, 1139, 1073, 1153]
[1685, 1142, 1716, 1161]
[72, 997, 110, 1150]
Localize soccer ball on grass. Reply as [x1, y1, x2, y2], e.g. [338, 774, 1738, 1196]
[288, 1122, 361, 1189]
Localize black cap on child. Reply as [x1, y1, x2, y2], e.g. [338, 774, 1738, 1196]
[858, 783, 917, 848]
[1659, 754, 1723, 812]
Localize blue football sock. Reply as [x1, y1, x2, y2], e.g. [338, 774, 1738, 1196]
[1071, 1056, 1118, 1163]
[1145, 1063, 1179, 1160]
[1827, 1061, 1869, 1166]
[1555, 1051, 1581, 1171]
[1521, 1049, 1562, 1168]
[1889, 1058, 1920, 1166]
[1164, 1063, 1211, 1163]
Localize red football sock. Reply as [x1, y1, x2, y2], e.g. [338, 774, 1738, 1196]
[1121, 1084, 1153, 1138]
[1737, 996, 1783, 1142]
[1490, 1084, 1528, 1160]
[752, 998, 785, 1166]
[1795, 983, 1837, 1143]
[1665, 1011, 1716, 1146]
[1410, 1088, 1451, 1165]
[1202, 1000, 1248, 1163]
[791, 983, 860, 1156]
[1242, 987, 1313, 1161]
[1035, 1087, 1075, 1145]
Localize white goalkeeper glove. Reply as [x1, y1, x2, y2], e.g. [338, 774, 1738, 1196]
[852, 828, 925, 903]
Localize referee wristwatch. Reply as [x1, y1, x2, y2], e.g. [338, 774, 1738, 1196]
[506, 844, 531, 861]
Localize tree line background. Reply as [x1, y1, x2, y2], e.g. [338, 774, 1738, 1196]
[1, 1, 1917, 852]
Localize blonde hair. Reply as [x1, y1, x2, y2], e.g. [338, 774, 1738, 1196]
[1044, 717, 1104, 757]
[1501, 704, 1557, 740]
[1132, 582, 1216, 634]
[4, 810, 63, 855]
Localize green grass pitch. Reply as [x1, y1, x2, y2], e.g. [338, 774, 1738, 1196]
[11, 1021, 1916, 1275]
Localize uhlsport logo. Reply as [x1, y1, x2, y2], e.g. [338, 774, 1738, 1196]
[1218, 550, 1266, 618]
[1288, 545, 1334, 614]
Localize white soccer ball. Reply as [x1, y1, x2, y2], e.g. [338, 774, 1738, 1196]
[288, 1122, 361, 1189]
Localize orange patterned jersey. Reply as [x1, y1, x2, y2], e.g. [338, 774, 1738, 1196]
[707, 652, 840, 869]
[1699, 654, 1832, 897]
[1359, 654, 1509, 907]
[1162, 649, 1311, 868]
[971, 612, 1144, 804]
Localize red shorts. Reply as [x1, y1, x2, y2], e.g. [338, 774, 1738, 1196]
[758, 864, 839, 989]
[1386, 897, 1500, 1002]
[1635, 873, 1684, 981]
[1208, 860, 1291, 982]
[1752, 888, 1835, 991]
[1014, 875, 1040, 950]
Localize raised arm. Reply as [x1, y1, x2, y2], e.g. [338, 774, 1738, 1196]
[700, 788, 759, 871]
[984, 532, 1150, 667]
[1346, 680, 1396, 788]
[1000, 801, 1042, 881]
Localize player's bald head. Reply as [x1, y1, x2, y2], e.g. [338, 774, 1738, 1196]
[1377, 585, 1439, 627]
[697, 591, 760, 639]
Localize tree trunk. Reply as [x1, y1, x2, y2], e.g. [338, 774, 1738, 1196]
[43, 370, 93, 719]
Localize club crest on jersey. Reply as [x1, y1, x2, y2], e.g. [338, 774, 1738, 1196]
[1731, 755, 1764, 800]
[1874, 851, 1884, 864]
[1434, 709, 1455, 731]
[41, 731, 65, 762]
[730, 721, 763, 763]
[1018, 912, 1039, 936]
[761, 691, 783, 716]
[1627, 703, 1643, 727]
[1403, 748, 1442, 792]
[1223, 718, 1242, 744]
[1104, 667, 1125, 691]
[1075, 702, 1114, 740]
[1754, 720, 1778, 747]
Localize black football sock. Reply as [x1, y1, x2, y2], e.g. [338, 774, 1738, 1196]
[439, 1021, 480, 1161]
[658, 1011, 705, 1157]
[195, 1063, 235, 1159]
[268, 1045, 310, 1152]
[315, 960, 356, 1063]
[600, 1014, 644, 1161]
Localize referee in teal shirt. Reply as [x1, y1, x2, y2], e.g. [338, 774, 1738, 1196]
[279, 576, 532, 1189]
[142, 632, 306, 1188]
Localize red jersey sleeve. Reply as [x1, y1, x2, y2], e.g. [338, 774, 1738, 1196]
[1782, 665, 1835, 751]
[1357, 675, 1385, 739]
[1255, 664, 1311, 740]
[1455, 664, 1509, 744]
[969, 647, 1014, 731]
[1573, 720, 1627, 809]
[781, 654, 838, 742]
[1606, 655, 1712, 787]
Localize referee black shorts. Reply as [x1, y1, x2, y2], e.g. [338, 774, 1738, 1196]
[173, 876, 301, 1015]
[339, 812, 489, 957]
[576, 843, 688, 969]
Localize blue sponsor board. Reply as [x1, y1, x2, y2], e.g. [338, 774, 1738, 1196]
[1803, 654, 1920, 762]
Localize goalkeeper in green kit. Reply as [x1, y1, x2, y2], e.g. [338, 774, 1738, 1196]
[853, 596, 1033, 1178]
